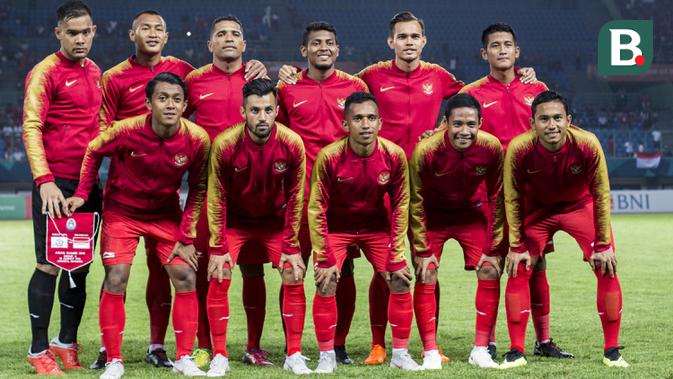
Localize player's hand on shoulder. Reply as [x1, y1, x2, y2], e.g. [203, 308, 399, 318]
[63, 196, 85, 217]
[278, 65, 299, 85]
[40, 181, 66, 218]
[245, 60, 269, 80]
[589, 246, 617, 278]
[168, 242, 199, 271]
[518, 67, 537, 84]
[207, 253, 233, 282]
[505, 250, 531, 277]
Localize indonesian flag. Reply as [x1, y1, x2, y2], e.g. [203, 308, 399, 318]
[636, 151, 661, 169]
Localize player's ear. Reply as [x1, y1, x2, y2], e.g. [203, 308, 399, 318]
[387, 36, 394, 50]
[207, 39, 213, 54]
[90, 24, 97, 38]
[529, 117, 535, 129]
[480, 47, 488, 61]
[128, 27, 135, 43]
[240, 105, 245, 118]
[341, 119, 349, 133]
[300, 45, 307, 58]
[477, 117, 483, 130]
[163, 30, 169, 44]
[54, 25, 62, 41]
[145, 97, 152, 111]
[241, 39, 247, 54]
[566, 114, 572, 125]
[514, 45, 520, 60]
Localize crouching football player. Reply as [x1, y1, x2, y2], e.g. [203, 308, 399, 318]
[308, 92, 421, 373]
[500, 91, 626, 368]
[409, 93, 504, 369]
[65, 72, 211, 378]
[204, 79, 311, 376]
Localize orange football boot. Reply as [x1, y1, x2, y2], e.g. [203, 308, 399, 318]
[364, 344, 386, 365]
[49, 343, 84, 370]
[26, 350, 64, 375]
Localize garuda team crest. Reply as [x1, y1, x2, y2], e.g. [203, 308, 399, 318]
[570, 164, 582, 174]
[274, 160, 288, 173]
[337, 98, 346, 109]
[378, 170, 391, 185]
[422, 83, 434, 95]
[174, 153, 188, 167]
[475, 166, 487, 176]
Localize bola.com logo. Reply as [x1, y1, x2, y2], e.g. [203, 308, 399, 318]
[597, 20, 653, 76]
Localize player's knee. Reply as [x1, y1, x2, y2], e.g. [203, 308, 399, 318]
[389, 274, 410, 293]
[316, 276, 337, 296]
[104, 271, 128, 293]
[169, 267, 196, 291]
[477, 264, 499, 280]
[419, 268, 438, 284]
[36, 263, 59, 276]
[281, 266, 304, 284]
[239, 263, 264, 278]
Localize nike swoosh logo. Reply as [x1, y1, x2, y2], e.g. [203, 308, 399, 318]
[434, 171, 450, 177]
[129, 85, 143, 92]
[293, 100, 308, 108]
[65, 80, 77, 87]
[380, 86, 395, 92]
[130, 151, 147, 158]
[234, 166, 248, 172]
[483, 101, 498, 108]
[526, 169, 542, 174]
[200, 92, 214, 100]
[337, 177, 353, 182]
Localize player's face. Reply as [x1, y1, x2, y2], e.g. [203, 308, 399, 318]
[208, 20, 246, 61]
[55, 15, 96, 61]
[301, 30, 339, 70]
[130, 14, 168, 55]
[343, 101, 381, 147]
[531, 101, 572, 152]
[146, 82, 187, 127]
[481, 31, 519, 70]
[447, 107, 481, 152]
[242, 93, 278, 140]
[387, 21, 426, 63]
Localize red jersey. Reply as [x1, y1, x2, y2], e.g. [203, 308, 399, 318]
[207, 122, 306, 256]
[409, 130, 504, 257]
[98, 55, 194, 130]
[276, 69, 368, 174]
[461, 75, 548, 150]
[23, 51, 102, 185]
[504, 126, 611, 253]
[308, 137, 409, 271]
[357, 60, 464, 157]
[75, 115, 210, 244]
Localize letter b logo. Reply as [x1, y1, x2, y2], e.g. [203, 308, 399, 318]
[598, 20, 653, 76]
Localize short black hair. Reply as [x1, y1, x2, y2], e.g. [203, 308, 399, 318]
[444, 93, 482, 120]
[56, 1, 92, 23]
[242, 78, 277, 103]
[344, 92, 378, 116]
[145, 72, 187, 99]
[132, 10, 163, 29]
[210, 15, 243, 38]
[481, 22, 517, 48]
[302, 21, 337, 47]
[531, 91, 569, 117]
[389, 11, 425, 38]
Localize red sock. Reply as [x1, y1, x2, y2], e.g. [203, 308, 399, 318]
[369, 274, 389, 346]
[335, 275, 355, 346]
[206, 280, 230, 357]
[313, 294, 337, 352]
[530, 269, 550, 343]
[195, 255, 211, 350]
[100, 290, 125, 362]
[146, 253, 171, 346]
[389, 291, 413, 349]
[595, 270, 622, 351]
[475, 277, 500, 347]
[173, 290, 199, 359]
[414, 282, 437, 351]
[505, 264, 532, 353]
[282, 283, 306, 355]
[243, 276, 266, 351]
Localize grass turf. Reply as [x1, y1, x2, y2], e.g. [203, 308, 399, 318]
[0, 214, 671, 378]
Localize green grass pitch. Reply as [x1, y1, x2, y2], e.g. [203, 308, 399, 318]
[0, 214, 671, 378]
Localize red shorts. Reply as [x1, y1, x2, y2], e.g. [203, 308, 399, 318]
[523, 202, 614, 259]
[226, 226, 282, 267]
[493, 217, 555, 257]
[299, 208, 360, 262]
[425, 207, 487, 271]
[100, 210, 187, 266]
[314, 231, 390, 273]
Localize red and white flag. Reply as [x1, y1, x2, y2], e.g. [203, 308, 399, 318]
[635, 151, 661, 169]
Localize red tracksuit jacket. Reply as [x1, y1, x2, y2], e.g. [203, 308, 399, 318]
[98, 55, 194, 130]
[23, 51, 102, 185]
[75, 115, 210, 244]
[357, 60, 464, 157]
[207, 122, 306, 256]
[409, 130, 504, 257]
[504, 126, 612, 253]
[308, 137, 409, 271]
